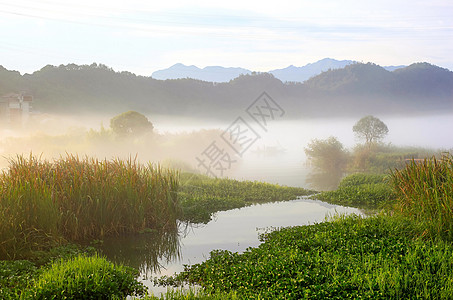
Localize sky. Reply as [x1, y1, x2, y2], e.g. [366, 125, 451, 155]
[1, 0, 452, 75]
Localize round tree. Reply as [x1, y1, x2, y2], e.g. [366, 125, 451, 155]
[110, 111, 154, 137]
[304, 136, 349, 172]
[353, 115, 388, 145]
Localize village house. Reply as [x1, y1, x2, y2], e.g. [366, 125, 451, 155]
[0, 92, 33, 127]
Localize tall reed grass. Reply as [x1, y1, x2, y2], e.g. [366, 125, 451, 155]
[391, 153, 453, 240]
[0, 154, 179, 259]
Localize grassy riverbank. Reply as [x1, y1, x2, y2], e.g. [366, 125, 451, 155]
[151, 154, 453, 299]
[0, 155, 314, 299]
[179, 173, 314, 223]
[313, 173, 396, 210]
[3, 154, 452, 299]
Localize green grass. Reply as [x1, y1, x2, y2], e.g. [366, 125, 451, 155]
[0, 244, 95, 299]
[156, 214, 453, 299]
[1, 246, 146, 299]
[314, 173, 396, 209]
[21, 254, 147, 299]
[0, 154, 179, 259]
[391, 154, 453, 241]
[178, 173, 314, 223]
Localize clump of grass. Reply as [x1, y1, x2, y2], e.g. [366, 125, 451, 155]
[391, 153, 453, 240]
[315, 173, 395, 209]
[22, 254, 147, 299]
[0, 154, 179, 259]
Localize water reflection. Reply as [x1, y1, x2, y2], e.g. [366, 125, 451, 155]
[97, 197, 363, 295]
[96, 229, 181, 275]
[306, 170, 344, 191]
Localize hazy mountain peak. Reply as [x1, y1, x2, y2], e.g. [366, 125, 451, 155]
[152, 64, 251, 82]
[152, 58, 408, 83]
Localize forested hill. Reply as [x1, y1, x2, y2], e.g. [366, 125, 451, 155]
[0, 62, 452, 119]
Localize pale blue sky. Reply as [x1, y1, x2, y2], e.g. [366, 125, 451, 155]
[1, 0, 452, 75]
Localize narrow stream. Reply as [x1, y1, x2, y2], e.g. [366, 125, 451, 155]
[98, 196, 363, 295]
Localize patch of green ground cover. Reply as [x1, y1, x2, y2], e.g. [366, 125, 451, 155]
[178, 173, 315, 223]
[314, 173, 396, 209]
[0, 260, 37, 299]
[156, 215, 453, 299]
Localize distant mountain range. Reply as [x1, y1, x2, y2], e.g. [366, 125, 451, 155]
[152, 58, 406, 83]
[152, 63, 251, 83]
[1, 61, 451, 120]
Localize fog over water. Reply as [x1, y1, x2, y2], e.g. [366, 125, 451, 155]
[153, 113, 453, 187]
[1, 112, 452, 188]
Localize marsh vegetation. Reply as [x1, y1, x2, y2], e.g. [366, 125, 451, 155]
[1, 111, 453, 299]
[153, 154, 453, 299]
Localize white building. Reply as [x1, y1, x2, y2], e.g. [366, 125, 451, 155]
[0, 92, 33, 127]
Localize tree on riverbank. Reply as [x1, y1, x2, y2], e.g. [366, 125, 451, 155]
[110, 111, 154, 138]
[353, 115, 388, 147]
[304, 136, 349, 173]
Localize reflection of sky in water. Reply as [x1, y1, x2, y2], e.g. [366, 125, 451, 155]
[142, 197, 362, 295]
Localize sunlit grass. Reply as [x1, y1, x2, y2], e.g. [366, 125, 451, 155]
[21, 254, 147, 299]
[391, 153, 453, 240]
[0, 154, 179, 259]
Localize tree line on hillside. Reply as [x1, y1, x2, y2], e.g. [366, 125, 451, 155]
[0, 62, 452, 120]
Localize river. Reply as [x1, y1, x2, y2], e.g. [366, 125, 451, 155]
[98, 196, 363, 295]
